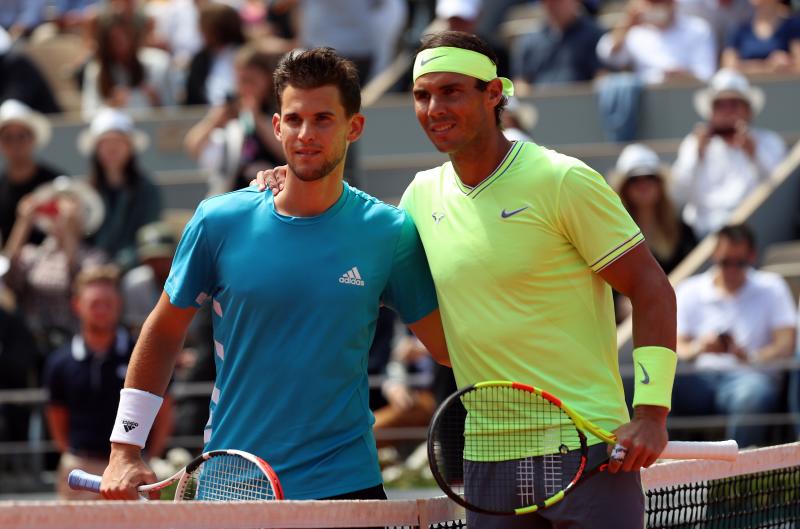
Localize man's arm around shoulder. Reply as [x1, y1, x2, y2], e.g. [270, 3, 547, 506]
[102, 292, 197, 499]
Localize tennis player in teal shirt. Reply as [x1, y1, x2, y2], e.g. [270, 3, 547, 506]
[100, 48, 449, 501]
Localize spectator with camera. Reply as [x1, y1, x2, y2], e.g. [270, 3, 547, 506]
[672, 224, 796, 447]
[185, 44, 284, 195]
[671, 69, 786, 238]
[597, 0, 717, 84]
[2, 175, 106, 353]
[0, 100, 63, 246]
[44, 265, 172, 500]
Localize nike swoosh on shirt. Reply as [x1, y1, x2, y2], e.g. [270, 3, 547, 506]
[638, 362, 650, 384]
[420, 55, 444, 66]
[500, 207, 529, 218]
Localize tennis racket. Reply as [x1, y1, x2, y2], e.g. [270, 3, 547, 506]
[427, 380, 738, 515]
[68, 449, 283, 501]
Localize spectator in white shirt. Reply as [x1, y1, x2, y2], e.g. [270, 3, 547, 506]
[596, 0, 717, 84]
[673, 224, 797, 447]
[672, 69, 787, 238]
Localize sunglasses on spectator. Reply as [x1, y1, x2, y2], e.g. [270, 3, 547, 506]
[717, 259, 749, 269]
[0, 131, 34, 144]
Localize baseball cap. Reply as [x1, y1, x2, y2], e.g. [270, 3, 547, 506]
[136, 222, 177, 261]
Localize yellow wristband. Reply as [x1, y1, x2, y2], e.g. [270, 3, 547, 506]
[632, 346, 677, 410]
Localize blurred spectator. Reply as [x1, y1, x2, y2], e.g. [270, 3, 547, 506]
[81, 12, 173, 119]
[121, 221, 177, 334]
[436, 0, 481, 34]
[2, 176, 107, 353]
[277, 0, 381, 82]
[0, 298, 39, 452]
[145, 0, 203, 69]
[79, 108, 162, 270]
[54, 1, 102, 33]
[722, 0, 800, 74]
[511, 0, 605, 94]
[673, 224, 797, 447]
[0, 27, 61, 114]
[185, 44, 284, 195]
[0, 0, 47, 40]
[613, 144, 697, 274]
[373, 334, 437, 450]
[0, 100, 62, 246]
[677, 0, 754, 49]
[184, 2, 247, 106]
[44, 265, 173, 500]
[501, 97, 538, 142]
[597, 0, 717, 84]
[672, 69, 786, 238]
[791, 298, 800, 439]
[371, 0, 409, 77]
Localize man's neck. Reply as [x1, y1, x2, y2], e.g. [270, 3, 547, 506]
[713, 272, 747, 296]
[5, 160, 37, 184]
[82, 327, 117, 355]
[450, 132, 514, 188]
[274, 169, 345, 217]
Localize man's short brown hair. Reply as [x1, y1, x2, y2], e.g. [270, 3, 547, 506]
[273, 47, 361, 117]
[72, 264, 121, 297]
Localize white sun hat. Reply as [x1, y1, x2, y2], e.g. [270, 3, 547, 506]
[693, 69, 765, 120]
[436, 0, 482, 20]
[0, 99, 52, 149]
[29, 175, 106, 236]
[77, 108, 150, 155]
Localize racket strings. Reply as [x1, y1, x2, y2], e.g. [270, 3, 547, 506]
[185, 454, 277, 501]
[431, 385, 585, 513]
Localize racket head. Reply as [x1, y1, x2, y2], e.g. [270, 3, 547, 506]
[427, 381, 588, 515]
[174, 449, 283, 502]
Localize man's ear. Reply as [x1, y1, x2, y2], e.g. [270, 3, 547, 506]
[272, 113, 282, 140]
[347, 113, 366, 143]
[486, 78, 505, 108]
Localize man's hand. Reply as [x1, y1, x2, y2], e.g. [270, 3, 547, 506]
[101, 443, 158, 500]
[252, 166, 288, 194]
[606, 405, 668, 473]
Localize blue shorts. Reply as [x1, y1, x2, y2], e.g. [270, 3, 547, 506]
[465, 443, 644, 529]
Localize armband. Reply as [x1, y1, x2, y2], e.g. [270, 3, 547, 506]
[109, 388, 163, 449]
[632, 346, 677, 410]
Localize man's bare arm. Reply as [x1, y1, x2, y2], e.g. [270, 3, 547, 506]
[407, 309, 450, 367]
[598, 243, 676, 472]
[102, 292, 197, 499]
[755, 327, 796, 363]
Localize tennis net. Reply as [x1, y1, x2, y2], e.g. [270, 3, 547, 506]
[0, 442, 797, 528]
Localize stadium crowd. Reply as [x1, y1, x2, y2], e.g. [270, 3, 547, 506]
[0, 0, 799, 497]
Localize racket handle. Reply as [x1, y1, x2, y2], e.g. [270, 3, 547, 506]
[67, 469, 102, 493]
[661, 440, 739, 461]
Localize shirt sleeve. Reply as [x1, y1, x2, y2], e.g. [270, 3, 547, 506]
[596, 31, 630, 69]
[381, 211, 438, 324]
[556, 164, 644, 273]
[768, 276, 797, 330]
[164, 202, 215, 308]
[687, 20, 717, 82]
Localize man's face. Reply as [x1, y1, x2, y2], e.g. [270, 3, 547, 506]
[0, 123, 36, 163]
[712, 238, 754, 289]
[412, 72, 500, 155]
[642, 0, 675, 27]
[273, 85, 364, 182]
[710, 96, 752, 133]
[74, 282, 122, 333]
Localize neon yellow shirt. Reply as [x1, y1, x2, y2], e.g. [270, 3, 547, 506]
[401, 141, 643, 454]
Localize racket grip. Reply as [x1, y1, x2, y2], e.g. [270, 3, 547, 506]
[661, 440, 739, 461]
[67, 469, 103, 493]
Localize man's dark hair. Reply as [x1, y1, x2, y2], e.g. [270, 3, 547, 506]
[273, 48, 361, 116]
[416, 31, 507, 126]
[717, 224, 756, 250]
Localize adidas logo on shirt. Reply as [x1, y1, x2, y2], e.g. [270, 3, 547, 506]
[339, 267, 365, 286]
[122, 420, 139, 433]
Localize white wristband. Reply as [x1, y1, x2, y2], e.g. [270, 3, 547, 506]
[109, 388, 163, 449]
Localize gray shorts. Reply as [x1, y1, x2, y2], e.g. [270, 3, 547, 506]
[464, 443, 644, 529]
